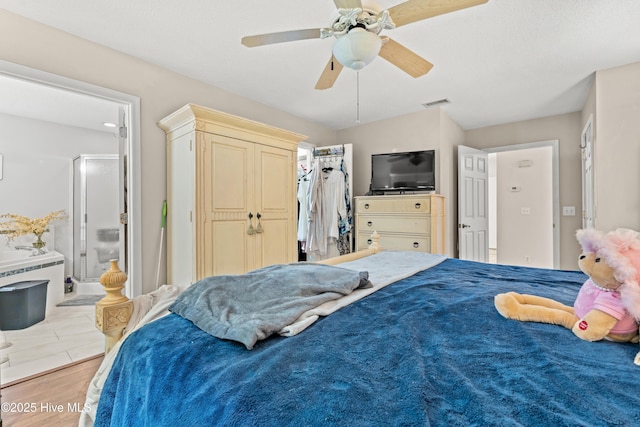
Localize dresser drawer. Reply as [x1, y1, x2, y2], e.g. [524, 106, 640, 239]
[355, 197, 431, 214]
[357, 233, 431, 252]
[357, 215, 431, 234]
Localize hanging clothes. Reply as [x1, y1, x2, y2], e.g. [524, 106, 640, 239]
[337, 158, 352, 255]
[323, 168, 347, 243]
[297, 177, 309, 244]
[305, 164, 325, 256]
[305, 158, 348, 261]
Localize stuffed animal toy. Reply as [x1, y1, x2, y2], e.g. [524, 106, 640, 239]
[494, 228, 640, 344]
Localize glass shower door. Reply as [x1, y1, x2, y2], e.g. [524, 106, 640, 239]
[73, 155, 120, 281]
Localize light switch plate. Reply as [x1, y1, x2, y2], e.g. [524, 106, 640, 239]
[562, 206, 576, 216]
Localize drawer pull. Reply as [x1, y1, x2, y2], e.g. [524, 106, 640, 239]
[413, 242, 420, 248]
[247, 212, 256, 235]
[364, 203, 370, 209]
[367, 221, 373, 227]
[367, 239, 372, 245]
[415, 203, 421, 209]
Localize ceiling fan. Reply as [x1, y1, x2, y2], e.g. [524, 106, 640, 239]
[241, 0, 489, 90]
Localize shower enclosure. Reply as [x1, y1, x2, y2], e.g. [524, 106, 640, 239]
[73, 154, 120, 282]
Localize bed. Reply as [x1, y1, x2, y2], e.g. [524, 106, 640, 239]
[83, 247, 640, 427]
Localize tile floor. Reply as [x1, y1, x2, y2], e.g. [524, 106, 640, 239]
[0, 300, 104, 385]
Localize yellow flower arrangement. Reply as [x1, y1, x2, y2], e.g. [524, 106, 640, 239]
[0, 210, 67, 247]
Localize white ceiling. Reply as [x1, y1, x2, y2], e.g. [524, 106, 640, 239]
[0, 73, 121, 133]
[1, 0, 639, 131]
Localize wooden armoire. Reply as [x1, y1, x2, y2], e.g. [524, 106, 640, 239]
[158, 104, 308, 284]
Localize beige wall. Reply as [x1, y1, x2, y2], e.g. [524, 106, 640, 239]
[465, 112, 583, 269]
[336, 62, 640, 271]
[0, 10, 337, 292]
[438, 110, 465, 256]
[336, 108, 461, 256]
[3, 10, 638, 281]
[336, 108, 442, 196]
[340, 108, 583, 268]
[592, 62, 640, 232]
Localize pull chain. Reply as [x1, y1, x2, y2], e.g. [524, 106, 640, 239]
[356, 71, 361, 125]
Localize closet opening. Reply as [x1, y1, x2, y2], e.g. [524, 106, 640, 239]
[297, 144, 354, 262]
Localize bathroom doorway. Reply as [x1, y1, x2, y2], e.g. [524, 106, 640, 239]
[0, 59, 141, 297]
[0, 60, 141, 384]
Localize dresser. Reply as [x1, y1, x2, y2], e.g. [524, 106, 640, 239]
[354, 194, 445, 254]
[158, 104, 308, 284]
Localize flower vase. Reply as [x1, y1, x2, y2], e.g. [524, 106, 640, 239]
[32, 233, 46, 249]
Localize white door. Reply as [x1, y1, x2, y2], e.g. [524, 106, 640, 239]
[458, 146, 489, 261]
[581, 117, 594, 229]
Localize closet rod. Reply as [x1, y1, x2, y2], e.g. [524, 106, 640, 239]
[312, 145, 344, 157]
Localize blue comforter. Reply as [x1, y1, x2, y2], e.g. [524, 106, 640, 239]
[96, 259, 640, 426]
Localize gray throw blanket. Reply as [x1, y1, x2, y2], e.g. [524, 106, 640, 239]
[170, 263, 371, 349]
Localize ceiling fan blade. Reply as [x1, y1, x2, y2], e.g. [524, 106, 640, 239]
[241, 28, 324, 47]
[333, 0, 363, 9]
[388, 0, 488, 28]
[378, 38, 433, 78]
[315, 56, 344, 90]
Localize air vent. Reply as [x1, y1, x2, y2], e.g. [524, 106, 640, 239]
[422, 98, 451, 109]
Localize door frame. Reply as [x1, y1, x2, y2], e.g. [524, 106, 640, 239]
[581, 115, 594, 229]
[485, 140, 560, 269]
[0, 60, 142, 298]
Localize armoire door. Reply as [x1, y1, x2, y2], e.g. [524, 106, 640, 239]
[253, 144, 296, 268]
[201, 133, 255, 277]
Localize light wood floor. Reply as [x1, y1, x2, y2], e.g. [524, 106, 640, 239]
[1, 354, 103, 427]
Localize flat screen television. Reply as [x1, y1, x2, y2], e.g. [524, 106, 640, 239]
[371, 150, 435, 192]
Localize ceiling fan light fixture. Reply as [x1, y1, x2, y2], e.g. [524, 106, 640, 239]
[332, 27, 381, 71]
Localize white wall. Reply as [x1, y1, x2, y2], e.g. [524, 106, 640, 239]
[494, 147, 554, 268]
[465, 112, 582, 269]
[0, 112, 116, 276]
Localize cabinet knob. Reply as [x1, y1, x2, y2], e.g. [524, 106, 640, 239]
[255, 212, 263, 233]
[367, 239, 372, 245]
[247, 212, 256, 235]
[413, 242, 420, 248]
[415, 203, 421, 209]
[367, 221, 373, 227]
[364, 203, 370, 209]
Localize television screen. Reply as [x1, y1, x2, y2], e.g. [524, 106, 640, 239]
[371, 150, 435, 192]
